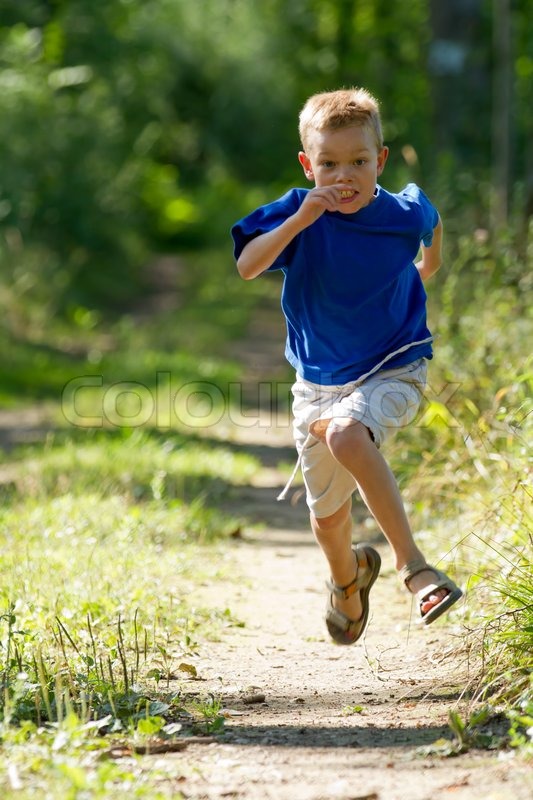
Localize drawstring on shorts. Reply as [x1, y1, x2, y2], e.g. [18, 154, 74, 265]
[276, 337, 434, 501]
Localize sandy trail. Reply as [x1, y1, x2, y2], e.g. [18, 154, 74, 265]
[164, 421, 531, 800]
[2, 298, 530, 799]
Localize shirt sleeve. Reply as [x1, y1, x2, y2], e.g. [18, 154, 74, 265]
[402, 183, 439, 247]
[231, 189, 303, 270]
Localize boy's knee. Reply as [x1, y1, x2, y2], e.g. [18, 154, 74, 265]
[311, 498, 352, 532]
[325, 418, 373, 461]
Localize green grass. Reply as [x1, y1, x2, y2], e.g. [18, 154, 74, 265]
[1, 428, 259, 506]
[0, 247, 273, 406]
[0, 225, 532, 791]
[384, 226, 533, 751]
[0, 246, 267, 795]
[0, 425, 258, 796]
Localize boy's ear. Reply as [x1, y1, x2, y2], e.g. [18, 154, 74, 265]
[298, 151, 314, 181]
[376, 146, 389, 176]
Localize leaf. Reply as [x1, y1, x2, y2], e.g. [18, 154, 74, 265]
[448, 710, 467, 744]
[148, 700, 170, 716]
[178, 662, 197, 677]
[469, 705, 492, 727]
[82, 714, 113, 732]
[162, 722, 183, 735]
[137, 716, 165, 736]
[57, 764, 88, 789]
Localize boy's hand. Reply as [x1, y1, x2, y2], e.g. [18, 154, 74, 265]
[294, 185, 355, 227]
[416, 217, 443, 281]
[237, 184, 354, 280]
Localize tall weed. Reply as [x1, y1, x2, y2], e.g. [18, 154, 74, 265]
[389, 223, 532, 735]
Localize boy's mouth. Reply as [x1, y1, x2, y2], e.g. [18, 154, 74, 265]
[339, 190, 358, 202]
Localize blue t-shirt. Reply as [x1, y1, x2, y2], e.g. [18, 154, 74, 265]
[231, 183, 439, 385]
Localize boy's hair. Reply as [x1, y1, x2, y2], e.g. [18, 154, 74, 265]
[299, 87, 383, 152]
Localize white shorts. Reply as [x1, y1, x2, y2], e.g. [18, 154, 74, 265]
[291, 359, 427, 518]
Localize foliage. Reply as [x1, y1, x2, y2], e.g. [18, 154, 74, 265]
[0, 427, 249, 794]
[0, 2, 532, 778]
[1, 432, 257, 519]
[1, 0, 531, 313]
[0, 715, 185, 799]
[384, 221, 532, 748]
[0, 245, 263, 406]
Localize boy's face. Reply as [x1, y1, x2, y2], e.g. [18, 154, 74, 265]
[298, 125, 388, 214]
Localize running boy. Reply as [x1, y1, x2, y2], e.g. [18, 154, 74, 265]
[231, 88, 462, 644]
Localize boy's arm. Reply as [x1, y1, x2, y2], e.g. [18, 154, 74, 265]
[236, 185, 351, 280]
[416, 216, 443, 282]
[236, 213, 306, 280]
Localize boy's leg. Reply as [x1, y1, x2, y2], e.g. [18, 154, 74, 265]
[311, 499, 363, 622]
[310, 498, 365, 623]
[312, 418, 447, 617]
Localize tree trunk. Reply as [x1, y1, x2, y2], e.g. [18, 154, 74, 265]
[491, 0, 512, 227]
[428, 0, 489, 168]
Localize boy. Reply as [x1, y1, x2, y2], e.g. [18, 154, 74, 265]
[231, 88, 462, 645]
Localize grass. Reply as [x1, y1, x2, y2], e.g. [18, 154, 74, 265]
[385, 225, 533, 751]
[0, 428, 258, 795]
[0, 246, 275, 406]
[1, 427, 259, 506]
[0, 247, 270, 795]
[0, 227, 532, 795]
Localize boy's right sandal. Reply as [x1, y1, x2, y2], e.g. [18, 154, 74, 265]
[399, 558, 463, 625]
[325, 543, 381, 645]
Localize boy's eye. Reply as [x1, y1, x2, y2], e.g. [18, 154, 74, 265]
[354, 159, 367, 166]
[322, 161, 335, 168]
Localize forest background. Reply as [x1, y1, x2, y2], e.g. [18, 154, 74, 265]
[0, 0, 531, 792]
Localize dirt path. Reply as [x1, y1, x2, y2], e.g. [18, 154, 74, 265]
[165, 421, 531, 800]
[2, 291, 531, 798]
[163, 286, 531, 796]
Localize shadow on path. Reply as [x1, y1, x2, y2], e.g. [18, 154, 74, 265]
[221, 722, 451, 749]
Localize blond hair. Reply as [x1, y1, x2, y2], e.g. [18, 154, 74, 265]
[298, 88, 383, 152]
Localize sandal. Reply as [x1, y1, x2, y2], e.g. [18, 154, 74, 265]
[325, 544, 381, 645]
[399, 558, 463, 625]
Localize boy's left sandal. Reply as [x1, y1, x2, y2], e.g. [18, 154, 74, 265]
[399, 558, 463, 625]
[325, 544, 381, 645]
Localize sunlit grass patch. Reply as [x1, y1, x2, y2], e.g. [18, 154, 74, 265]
[0, 491, 238, 697]
[389, 394, 532, 750]
[0, 425, 252, 792]
[1, 428, 260, 506]
[0, 487, 242, 795]
[0, 725, 183, 799]
[383, 236, 533, 747]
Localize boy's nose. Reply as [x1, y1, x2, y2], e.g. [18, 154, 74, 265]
[336, 167, 355, 182]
